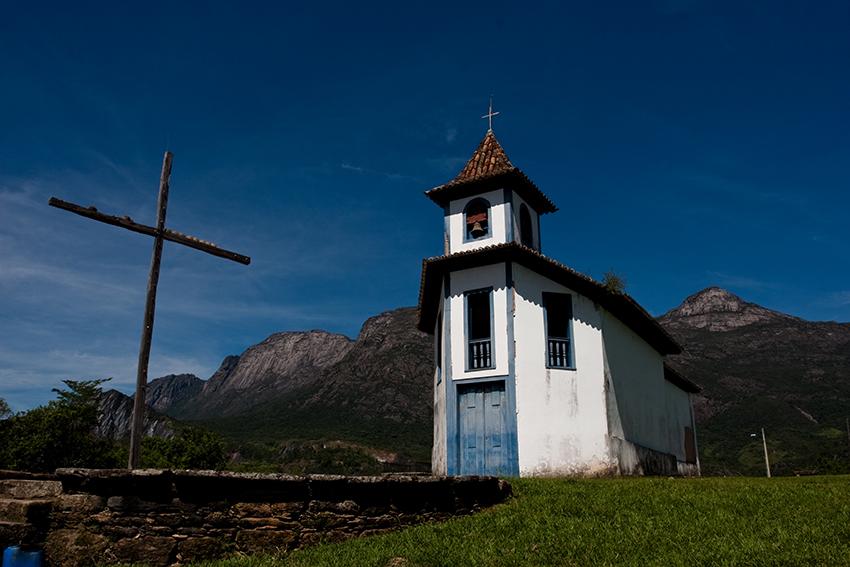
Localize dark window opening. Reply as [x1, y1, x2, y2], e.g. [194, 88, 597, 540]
[467, 290, 493, 369]
[544, 292, 573, 368]
[684, 426, 697, 464]
[519, 204, 534, 248]
[465, 198, 490, 240]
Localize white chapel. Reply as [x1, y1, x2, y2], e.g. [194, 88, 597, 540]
[417, 125, 700, 477]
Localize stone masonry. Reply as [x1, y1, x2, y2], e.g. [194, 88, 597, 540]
[0, 468, 511, 566]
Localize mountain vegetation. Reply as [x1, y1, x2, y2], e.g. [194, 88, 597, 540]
[660, 287, 850, 476]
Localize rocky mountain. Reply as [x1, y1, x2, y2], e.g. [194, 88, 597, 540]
[177, 331, 354, 419]
[145, 373, 203, 414]
[139, 308, 433, 462]
[660, 287, 794, 332]
[300, 308, 432, 423]
[97, 389, 174, 440]
[660, 287, 850, 475]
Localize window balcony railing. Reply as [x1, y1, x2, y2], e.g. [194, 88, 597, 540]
[468, 339, 492, 370]
[547, 338, 571, 368]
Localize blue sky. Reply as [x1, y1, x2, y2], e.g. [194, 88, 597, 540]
[2, 1, 849, 410]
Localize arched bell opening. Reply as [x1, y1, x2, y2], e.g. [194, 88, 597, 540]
[464, 198, 491, 240]
[519, 203, 534, 248]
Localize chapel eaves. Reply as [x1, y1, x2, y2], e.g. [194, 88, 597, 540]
[416, 241, 682, 357]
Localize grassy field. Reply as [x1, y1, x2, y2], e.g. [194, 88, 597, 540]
[191, 476, 850, 567]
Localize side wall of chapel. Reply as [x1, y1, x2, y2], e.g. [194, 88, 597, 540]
[512, 264, 613, 476]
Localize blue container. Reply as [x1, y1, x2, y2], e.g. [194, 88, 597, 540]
[2, 546, 43, 567]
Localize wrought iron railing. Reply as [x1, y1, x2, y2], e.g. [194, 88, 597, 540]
[548, 338, 571, 368]
[468, 339, 492, 369]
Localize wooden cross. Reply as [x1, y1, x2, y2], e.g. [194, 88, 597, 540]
[49, 151, 251, 469]
[481, 96, 500, 131]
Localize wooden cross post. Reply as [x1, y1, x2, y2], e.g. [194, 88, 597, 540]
[49, 151, 251, 469]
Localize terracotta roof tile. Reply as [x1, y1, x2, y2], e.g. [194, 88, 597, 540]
[454, 130, 515, 181]
[424, 131, 558, 214]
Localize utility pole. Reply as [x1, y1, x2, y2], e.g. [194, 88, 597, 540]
[846, 417, 850, 464]
[761, 428, 771, 478]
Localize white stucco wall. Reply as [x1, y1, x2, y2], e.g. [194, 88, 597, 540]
[446, 189, 508, 254]
[447, 264, 510, 380]
[601, 311, 693, 463]
[512, 264, 613, 476]
[432, 291, 447, 475]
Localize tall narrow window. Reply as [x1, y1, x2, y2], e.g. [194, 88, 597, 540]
[519, 204, 534, 248]
[464, 198, 490, 240]
[466, 289, 493, 369]
[436, 312, 443, 383]
[544, 292, 574, 368]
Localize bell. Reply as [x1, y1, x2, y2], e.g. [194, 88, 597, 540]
[470, 221, 486, 238]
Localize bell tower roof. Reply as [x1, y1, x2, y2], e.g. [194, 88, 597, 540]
[454, 130, 515, 182]
[425, 130, 558, 214]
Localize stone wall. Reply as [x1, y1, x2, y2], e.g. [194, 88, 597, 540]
[0, 469, 511, 566]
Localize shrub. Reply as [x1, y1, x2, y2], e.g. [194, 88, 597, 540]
[602, 270, 627, 293]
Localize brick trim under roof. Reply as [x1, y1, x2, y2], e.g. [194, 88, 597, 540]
[416, 242, 682, 356]
[425, 131, 558, 214]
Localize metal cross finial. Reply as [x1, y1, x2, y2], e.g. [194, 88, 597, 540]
[481, 96, 500, 132]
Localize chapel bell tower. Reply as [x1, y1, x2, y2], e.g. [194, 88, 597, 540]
[430, 128, 556, 256]
[417, 111, 559, 477]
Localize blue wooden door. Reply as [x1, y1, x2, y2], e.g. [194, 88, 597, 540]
[458, 381, 508, 476]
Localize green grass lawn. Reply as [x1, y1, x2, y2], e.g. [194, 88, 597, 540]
[192, 476, 850, 567]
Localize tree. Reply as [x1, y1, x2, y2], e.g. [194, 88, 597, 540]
[0, 381, 228, 472]
[0, 379, 122, 472]
[602, 270, 627, 294]
[0, 398, 11, 420]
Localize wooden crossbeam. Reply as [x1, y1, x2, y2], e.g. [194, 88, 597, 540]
[48, 197, 251, 265]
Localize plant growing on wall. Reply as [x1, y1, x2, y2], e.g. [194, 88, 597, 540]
[602, 270, 627, 294]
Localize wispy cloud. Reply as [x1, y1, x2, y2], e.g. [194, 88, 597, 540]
[705, 271, 781, 291]
[340, 163, 364, 173]
[445, 128, 457, 143]
[0, 344, 216, 410]
[426, 156, 466, 174]
[339, 162, 421, 182]
[824, 291, 850, 307]
[676, 172, 818, 221]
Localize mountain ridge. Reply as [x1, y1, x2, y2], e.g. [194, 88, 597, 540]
[660, 287, 797, 332]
